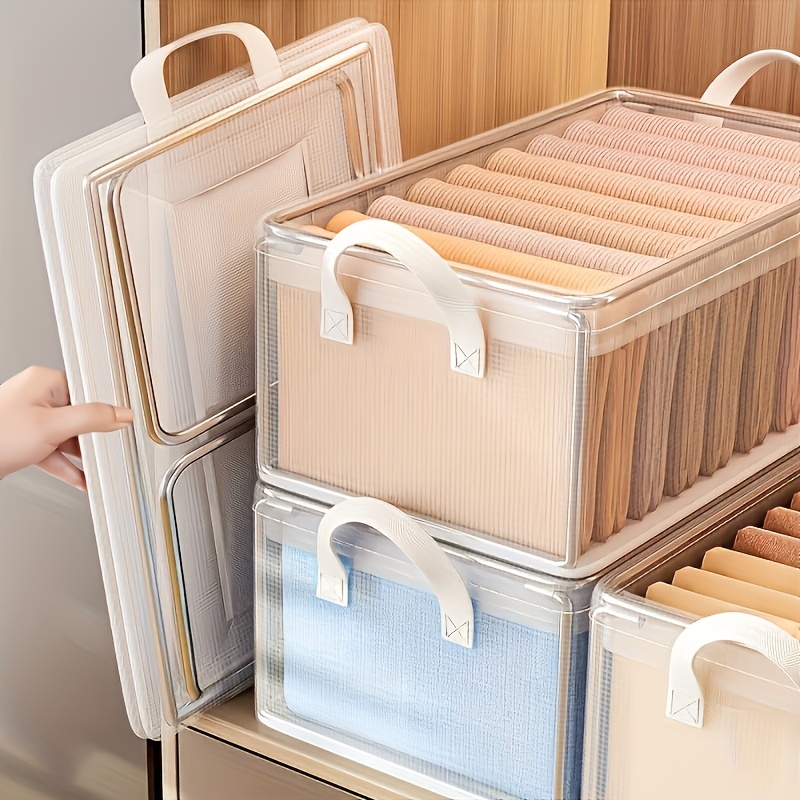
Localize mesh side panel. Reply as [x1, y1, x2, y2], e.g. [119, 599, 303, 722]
[172, 429, 255, 690]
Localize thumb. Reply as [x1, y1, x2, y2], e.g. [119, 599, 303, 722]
[44, 403, 133, 444]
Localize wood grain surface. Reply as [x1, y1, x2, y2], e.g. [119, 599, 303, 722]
[155, 0, 611, 157]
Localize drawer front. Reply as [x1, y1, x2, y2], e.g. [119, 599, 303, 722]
[178, 729, 359, 800]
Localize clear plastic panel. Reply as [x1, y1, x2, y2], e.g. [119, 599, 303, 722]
[254, 488, 593, 800]
[257, 88, 800, 576]
[168, 427, 256, 693]
[114, 35, 400, 441]
[35, 19, 400, 737]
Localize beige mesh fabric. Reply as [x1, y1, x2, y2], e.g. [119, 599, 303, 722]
[323, 210, 631, 548]
[599, 653, 800, 800]
[276, 284, 581, 556]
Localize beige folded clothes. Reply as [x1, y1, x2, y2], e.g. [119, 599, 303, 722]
[671, 566, 800, 622]
[485, 148, 779, 223]
[600, 106, 800, 164]
[645, 582, 800, 638]
[405, 178, 704, 259]
[444, 164, 741, 239]
[367, 195, 663, 275]
[563, 120, 800, 186]
[525, 135, 800, 205]
[701, 547, 800, 597]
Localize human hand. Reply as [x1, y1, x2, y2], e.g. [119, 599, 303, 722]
[0, 366, 133, 489]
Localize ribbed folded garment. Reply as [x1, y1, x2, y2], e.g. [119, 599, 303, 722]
[405, 178, 704, 259]
[563, 120, 800, 186]
[734, 526, 800, 568]
[485, 148, 779, 222]
[444, 164, 740, 239]
[763, 507, 800, 539]
[367, 195, 663, 275]
[600, 106, 800, 164]
[323, 210, 626, 292]
[525, 134, 800, 205]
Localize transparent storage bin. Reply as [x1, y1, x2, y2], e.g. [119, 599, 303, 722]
[35, 19, 400, 736]
[257, 84, 800, 577]
[582, 450, 800, 800]
[254, 485, 596, 800]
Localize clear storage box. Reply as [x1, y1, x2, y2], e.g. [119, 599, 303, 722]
[254, 485, 595, 800]
[257, 75, 800, 577]
[582, 450, 800, 800]
[35, 19, 400, 737]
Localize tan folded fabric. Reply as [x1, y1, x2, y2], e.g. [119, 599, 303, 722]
[405, 178, 703, 259]
[763, 507, 800, 540]
[323, 210, 626, 292]
[700, 281, 755, 476]
[525, 134, 800, 205]
[662, 297, 720, 498]
[367, 195, 663, 275]
[735, 262, 794, 454]
[672, 567, 800, 621]
[444, 164, 740, 239]
[734, 527, 800, 568]
[645, 582, 800, 638]
[773, 259, 800, 431]
[486, 148, 778, 222]
[701, 547, 800, 597]
[601, 106, 800, 164]
[564, 120, 800, 186]
[627, 318, 684, 519]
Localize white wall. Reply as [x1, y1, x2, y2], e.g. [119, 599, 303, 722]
[0, 2, 147, 798]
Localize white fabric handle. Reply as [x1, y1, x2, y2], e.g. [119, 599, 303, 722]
[320, 219, 486, 378]
[667, 612, 800, 728]
[698, 49, 800, 127]
[131, 23, 282, 126]
[316, 497, 474, 648]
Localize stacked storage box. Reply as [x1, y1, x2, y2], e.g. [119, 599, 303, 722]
[253, 49, 800, 800]
[582, 453, 800, 800]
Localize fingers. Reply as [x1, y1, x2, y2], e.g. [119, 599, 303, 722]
[12, 365, 71, 406]
[37, 451, 87, 491]
[58, 436, 81, 459]
[44, 403, 133, 444]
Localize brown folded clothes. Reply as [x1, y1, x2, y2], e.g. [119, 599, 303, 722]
[734, 526, 800, 568]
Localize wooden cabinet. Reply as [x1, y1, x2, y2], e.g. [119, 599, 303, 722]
[147, 0, 611, 158]
[161, 692, 444, 800]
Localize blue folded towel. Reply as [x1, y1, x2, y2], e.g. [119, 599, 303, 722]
[279, 545, 587, 800]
